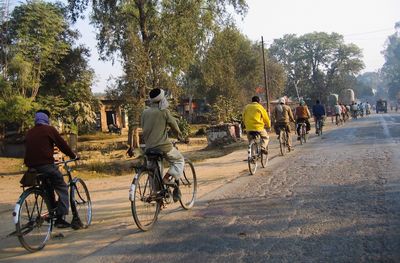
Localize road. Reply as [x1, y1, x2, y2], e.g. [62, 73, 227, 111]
[1, 113, 400, 262]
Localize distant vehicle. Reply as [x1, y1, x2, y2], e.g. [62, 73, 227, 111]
[376, 100, 387, 113]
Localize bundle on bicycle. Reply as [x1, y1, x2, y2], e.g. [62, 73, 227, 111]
[10, 158, 92, 252]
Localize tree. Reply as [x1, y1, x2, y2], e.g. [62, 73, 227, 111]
[68, 0, 248, 143]
[381, 22, 400, 99]
[269, 32, 364, 102]
[6, 1, 73, 99]
[0, 1, 97, 134]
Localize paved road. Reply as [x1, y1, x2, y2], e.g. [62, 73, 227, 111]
[1, 113, 400, 262]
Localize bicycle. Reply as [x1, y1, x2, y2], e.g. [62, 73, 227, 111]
[276, 123, 291, 156]
[315, 117, 324, 136]
[130, 142, 197, 231]
[9, 158, 92, 252]
[297, 122, 307, 145]
[247, 131, 268, 175]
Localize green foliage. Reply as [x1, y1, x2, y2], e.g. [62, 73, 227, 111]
[269, 32, 364, 102]
[0, 2, 96, 134]
[6, 1, 73, 99]
[177, 117, 191, 140]
[209, 95, 241, 123]
[382, 22, 400, 99]
[68, 0, 248, 129]
[0, 95, 39, 131]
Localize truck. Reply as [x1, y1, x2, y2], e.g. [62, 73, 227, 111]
[376, 99, 387, 113]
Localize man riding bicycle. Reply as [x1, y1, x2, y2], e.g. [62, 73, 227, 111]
[273, 97, 295, 150]
[141, 88, 184, 202]
[242, 96, 271, 154]
[312, 100, 326, 134]
[294, 99, 311, 140]
[24, 110, 78, 228]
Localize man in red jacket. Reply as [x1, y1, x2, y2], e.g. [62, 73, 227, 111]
[24, 110, 77, 228]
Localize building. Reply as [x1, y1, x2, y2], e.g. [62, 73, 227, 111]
[96, 97, 128, 133]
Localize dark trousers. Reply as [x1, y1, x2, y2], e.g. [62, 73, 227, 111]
[33, 164, 69, 216]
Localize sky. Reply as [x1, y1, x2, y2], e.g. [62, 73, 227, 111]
[71, 0, 400, 93]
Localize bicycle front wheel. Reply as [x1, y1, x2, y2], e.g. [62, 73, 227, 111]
[15, 188, 52, 252]
[248, 142, 258, 175]
[131, 170, 161, 231]
[261, 146, 268, 168]
[179, 160, 197, 209]
[70, 178, 92, 228]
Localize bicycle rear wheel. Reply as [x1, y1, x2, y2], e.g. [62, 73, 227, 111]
[179, 160, 197, 209]
[279, 130, 287, 156]
[70, 178, 92, 228]
[131, 170, 161, 231]
[302, 125, 307, 143]
[15, 188, 52, 252]
[248, 142, 258, 175]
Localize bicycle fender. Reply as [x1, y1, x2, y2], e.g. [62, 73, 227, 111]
[12, 203, 20, 224]
[129, 170, 141, 201]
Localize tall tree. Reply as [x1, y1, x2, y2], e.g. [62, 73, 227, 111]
[381, 22, 400, 99]
[6, 1, 73, 99]
[67, 0, 247, 143]
[269, 32, 364, 102]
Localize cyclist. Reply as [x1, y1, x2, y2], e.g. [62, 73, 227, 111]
[294, 99, 311, 140]
[24, 110, 78, 228]
[273, 97, 295, 150]
[141, 88, 184, 202]
[312, 100, 326, 134]
[334, 102, 342, 125]
[242, 96, 271, 154]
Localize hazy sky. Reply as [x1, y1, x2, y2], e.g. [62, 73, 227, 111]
[72, 0, 400, 93]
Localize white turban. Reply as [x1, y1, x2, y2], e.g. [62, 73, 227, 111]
[150, 89, 169, 110]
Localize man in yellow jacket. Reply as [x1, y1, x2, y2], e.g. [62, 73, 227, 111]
[242, 96, 271, 153]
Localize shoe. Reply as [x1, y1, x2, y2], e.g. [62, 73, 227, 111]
[173, 186, 181, 202]
[297, 136, 301, 141]
[70, 216, 84, 230]
[261, 148, 268, 154]
[163, 175, 176, 186]
[54, 218, 71, 228]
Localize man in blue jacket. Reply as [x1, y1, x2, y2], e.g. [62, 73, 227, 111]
[312, 100, 326, 134]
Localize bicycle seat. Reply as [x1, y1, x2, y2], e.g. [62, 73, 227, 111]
[247, 131, 261, 138]
[144, 149, 164, 159]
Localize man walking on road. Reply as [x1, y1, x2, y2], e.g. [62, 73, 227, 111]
[242, 96, 271, 154]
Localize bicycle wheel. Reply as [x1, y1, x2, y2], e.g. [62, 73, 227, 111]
[179, 160, 197, 209]
[70, 178, 92, 228]
[299, 126, 304, 145]
[261, 146, 268, 168]
[131, 170, 161, 231]
[15, 188, 52, 252]
[248, 142, 258, 174]
[319, 121, 323, 135]
[279, 130, 286, 156]
[302, 125, 307, 143]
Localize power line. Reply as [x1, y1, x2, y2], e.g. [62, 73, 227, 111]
[343, 28, 393, 37]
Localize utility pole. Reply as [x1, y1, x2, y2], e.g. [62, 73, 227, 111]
[261, 36, 270, 114]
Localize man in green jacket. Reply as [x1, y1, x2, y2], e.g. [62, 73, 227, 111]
[141, 88, 184, 201]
